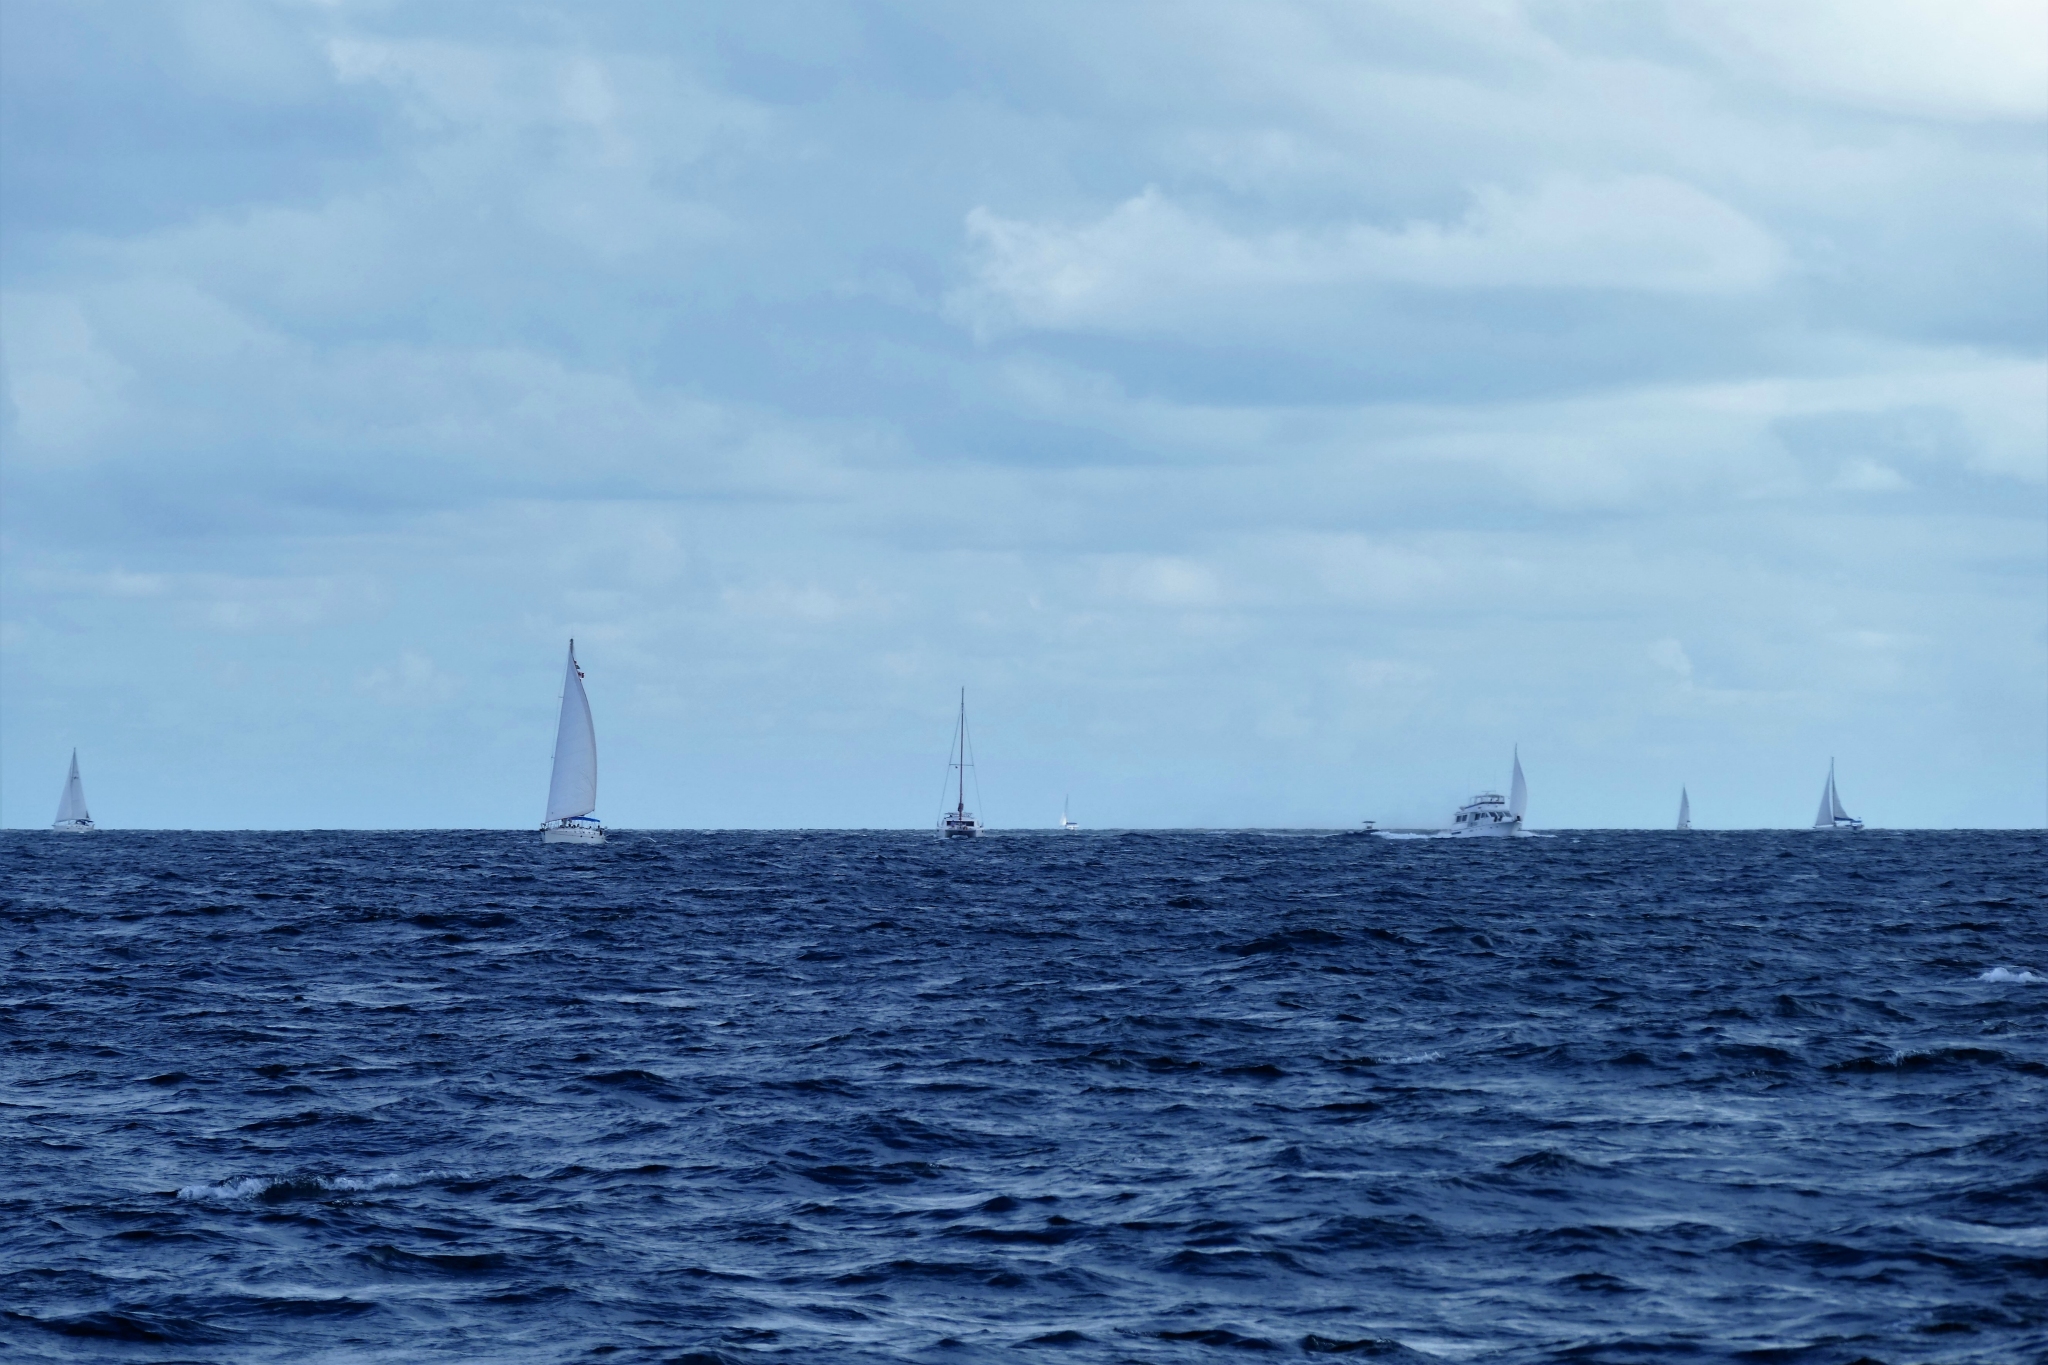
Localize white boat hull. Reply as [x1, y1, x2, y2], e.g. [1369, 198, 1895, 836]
[542, 821, 605, 845]
[51, 821, 95, 834]
[1455, 820, 1523, 837]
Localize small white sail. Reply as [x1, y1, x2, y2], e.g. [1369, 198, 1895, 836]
[1677, 786, 1691, 831]
[1508, 746, 1527, 819]
[545, 642, 598, 823]
[53, 750, 92, 828]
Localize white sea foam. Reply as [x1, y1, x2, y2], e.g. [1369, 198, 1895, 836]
[1977, 967, 2043, 983]
[176, 1169, 466, 1201]
[175, 1176, 277, 1201]
[1389, 1050, 1444, 1065]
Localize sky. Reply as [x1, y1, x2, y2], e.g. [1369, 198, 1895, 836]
[2, 0, 2044, 830]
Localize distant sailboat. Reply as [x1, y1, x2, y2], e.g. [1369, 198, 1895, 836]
[1060, 796, 1079, 832]
[939, 688, 983, 838]
[52, 750, 94, 833]
[1677, 786, 1691, 831]
[541, 640, 604, 845]
[1453, 746, 1527, 836]
[1811, 759, 1863, 832]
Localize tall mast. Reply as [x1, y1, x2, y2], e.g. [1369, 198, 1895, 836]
[957, 688, 966, 815]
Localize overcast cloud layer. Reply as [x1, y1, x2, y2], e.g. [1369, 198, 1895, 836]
[3, 0, 2044, 829]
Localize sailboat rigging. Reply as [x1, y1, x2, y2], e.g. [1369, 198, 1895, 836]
[541, 640, 605, 844]
[939, 689, 983, 838]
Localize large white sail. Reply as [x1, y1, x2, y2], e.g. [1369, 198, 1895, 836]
[545, 642, 598, 823]
[1508, 746, 1527, 819]
[1813, 762, 1837, 829]
[1677, 787, 1690, 831]
[54, 750, 91, 826]
[1829, 763, 1848, 822]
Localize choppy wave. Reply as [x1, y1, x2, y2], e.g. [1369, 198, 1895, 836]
[2, 827, 2043, 1362]
[175, 1170, 471, 1202]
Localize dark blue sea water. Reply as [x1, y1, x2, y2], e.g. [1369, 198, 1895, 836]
[3, 830, 2044, 1363]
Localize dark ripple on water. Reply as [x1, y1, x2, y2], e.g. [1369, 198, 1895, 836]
[2, 829, 2045, 1363]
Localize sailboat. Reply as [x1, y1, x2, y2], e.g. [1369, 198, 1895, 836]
[939, 689, 983, 838]
[1676, 786, 1692, 831]
[1060, 796, 1079, 832]
[1811, 759, 1863, 832]
[1452, 746, 1527, 835]
[52, 750, 94, 833]
[540, 640, 605, 844]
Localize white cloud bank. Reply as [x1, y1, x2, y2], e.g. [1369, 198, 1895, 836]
[957, 176, 1785, 334]
[1675, 0, 2048, 122]
[0, 1, 2041, 830]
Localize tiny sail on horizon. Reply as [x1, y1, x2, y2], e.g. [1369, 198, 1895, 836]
[1060, 795, 1079, 832]
[541, 640, 604, 845]
[1509, 746, 1527, 821]
[52, 750, 94, 833]
[1677, 786, 1691, 831]
[1811, 759, 1862, 832]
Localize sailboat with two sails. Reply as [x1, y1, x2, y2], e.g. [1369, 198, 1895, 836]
[52, 750, 94, 833]
[1812, 759, 1863, 832]
[540, 641, 604, 844]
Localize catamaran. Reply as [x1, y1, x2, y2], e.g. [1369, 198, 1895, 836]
[1811, 759, 1862, 832]
[52, 750, 94, 833]
[541, 640, 605, 844]
[939, 688, 983, 838]
[1453, 747, 1527, 836]
[1060, 796, 1079, 832]
[1677, 786, 1692, 831]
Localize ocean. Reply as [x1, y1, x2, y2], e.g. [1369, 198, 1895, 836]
[3, 829, 2043, 1363]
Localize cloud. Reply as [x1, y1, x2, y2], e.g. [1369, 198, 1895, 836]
[1673, 0, 2048, 122]
[1649, 638, 1694, 681]
[0, 293, 136, 457]
[0, 0, 2041, 830]
[955, 176, 1785, 335]
[357, 651, 462, 705]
